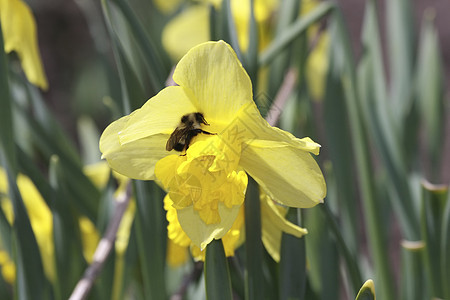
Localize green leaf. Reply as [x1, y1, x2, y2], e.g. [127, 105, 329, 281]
[101, 0, 146, 115]
[259, 2, 334, 67]
[205, 239, 233, 300]
[358, 0, 419, 240]
[244, 176, 263, 300]
[323, 39, 359, 256]
[224, 0, 243, 62]
[279, 209, 306, 300]
[0, 22, 47, 300]
[267, 0, 299, 97]
[244, 0, 258, 88]
[320, 202, 362, 296]
[441, 186, 450, 299]
[420, 181, 447, 298]
[8, 169, 47, 300]
[355, 280, 376, 300]
[133, 181, 167, 300]
[330, 8, 395, 300]
[385, 0, 414, 125]
[400, 241, 427, 300]
[110, 0, 167, 92]
[415, 12, 444, 173]
[0, 21, 16, 172]
[49, 155, 87, 300]
[17, 113, 100, 221]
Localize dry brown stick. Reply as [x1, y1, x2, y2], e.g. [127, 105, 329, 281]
[265, 68, 298, 127]
[69, 183, 132, 300]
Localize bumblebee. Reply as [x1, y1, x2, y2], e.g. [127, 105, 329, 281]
[166, 112, 215, 153]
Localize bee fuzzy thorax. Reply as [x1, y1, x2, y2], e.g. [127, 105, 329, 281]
[166, 112, 214, 153]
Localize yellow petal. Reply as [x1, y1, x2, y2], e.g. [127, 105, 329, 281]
[164, 195, 192, 247]
[162, 5, 210, 61]
[190, 204, 245, 260]
[240, 143, 326, 208]
[172, 41, 253, 123]
[0, 0, 48, 89]
[100, 115, 169, 180]
[119, 86, 198, 145]
[237, 102, 321, 154]
[261, 193, 307, 262]
[177, 201, 241, 250]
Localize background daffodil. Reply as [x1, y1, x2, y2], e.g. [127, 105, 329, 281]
[100, 40, 326, 250]
[0, 0, 48, 90]
[162, 0, 278, 61]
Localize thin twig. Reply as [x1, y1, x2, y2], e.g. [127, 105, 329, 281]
[69, 183, 132, 300]
[265, 68, 298, 127]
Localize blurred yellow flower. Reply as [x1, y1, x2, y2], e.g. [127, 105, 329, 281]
[162, 0, 278, 61]
[0, 250, 15, 284]
[100, 41, 326, 250]
[153, 0, 183, 14]
[306, 32, 329, 101]
[161, 0, 329, 99]
[0, 0, 48, 90]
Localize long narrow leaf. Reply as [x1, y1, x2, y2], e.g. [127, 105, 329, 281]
[355, 280, 376, 300]
[259, 2, 334, 67]
[330, 9, 395, 300]
[205, 239, 233, 300]
[244, 176, 263, 300]
[279, 209, 306, 300]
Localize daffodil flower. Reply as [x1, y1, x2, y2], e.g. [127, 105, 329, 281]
[100, 40, 326, 250]
[0, 0, 48, 89]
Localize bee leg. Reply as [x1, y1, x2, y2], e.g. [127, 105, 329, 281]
[201, 130, 216, 135]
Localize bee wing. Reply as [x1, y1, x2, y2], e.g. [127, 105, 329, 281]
[166, 127, 188, 151]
